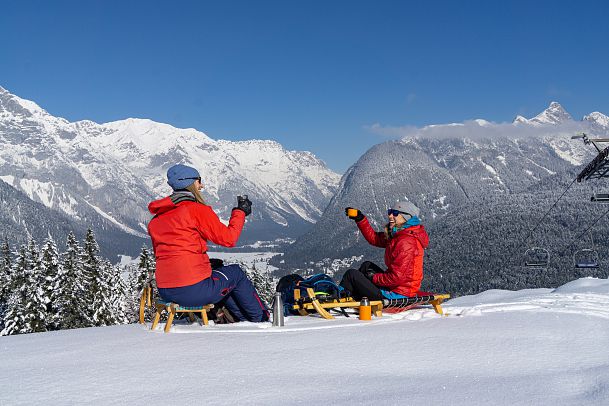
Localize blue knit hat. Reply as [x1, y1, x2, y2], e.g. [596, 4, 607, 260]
[166, 164, 201, 190]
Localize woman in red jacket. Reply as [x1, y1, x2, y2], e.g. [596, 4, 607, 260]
[340, 201, 429, 300]
[147, 164, 268, 322]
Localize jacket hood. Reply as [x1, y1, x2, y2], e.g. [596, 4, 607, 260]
[148, 196, 177, 216]
[397, 224, 429, 249]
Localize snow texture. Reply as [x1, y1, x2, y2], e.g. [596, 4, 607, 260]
[0, 277, 607, 405]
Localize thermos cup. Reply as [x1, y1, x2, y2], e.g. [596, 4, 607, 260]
[359, 297, 372, 320]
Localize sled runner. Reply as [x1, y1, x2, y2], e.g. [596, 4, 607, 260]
[292, 288, 450, 320]
[151, 300, 214, 333]
[139, 283, 153, 324]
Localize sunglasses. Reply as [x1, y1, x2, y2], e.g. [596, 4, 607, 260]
[387, 209, 409, 217]
[181, 177, 202, 182]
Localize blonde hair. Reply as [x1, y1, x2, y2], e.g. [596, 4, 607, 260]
[185, 183, 207, 205]
[384, 224, 392, 240]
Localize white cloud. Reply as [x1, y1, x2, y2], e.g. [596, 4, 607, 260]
[367, 119, 590, 141]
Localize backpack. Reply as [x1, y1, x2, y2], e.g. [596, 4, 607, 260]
[276, 273, 349, 316]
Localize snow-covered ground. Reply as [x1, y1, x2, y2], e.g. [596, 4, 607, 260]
[1, 278, 608, 405]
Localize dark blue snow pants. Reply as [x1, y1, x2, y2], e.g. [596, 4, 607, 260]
[158, 264, 269, 322]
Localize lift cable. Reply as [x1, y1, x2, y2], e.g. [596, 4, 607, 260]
[507, 133, 609, 266]
[508, 177, 578, 265]
[556, 205, 609, 258]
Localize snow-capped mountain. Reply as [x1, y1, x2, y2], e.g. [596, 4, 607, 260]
[0, 86, 341, 257]
[276, 102, 609, 294]
[0, 178, 145, 257]
[512, 101, 574, 125]
[583, 111, 609, 130]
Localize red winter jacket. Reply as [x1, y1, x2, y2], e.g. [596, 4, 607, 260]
[147, 197, 245, 288]
[356, 217, 429, 297]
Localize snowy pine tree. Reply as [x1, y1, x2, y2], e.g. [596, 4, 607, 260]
[106, 262, 129, 324]
[127, 246, 156, 323]
[1, 241, 48, 335]
[243, 261, 274, 307]
[91, 259, 125, 326]
[1, 245, 28, 336]
[41, 237, 61, 330]
[83, 229, 116, 326]
[0, 238, 12, 330]
[24, 239, 49, 332]
[54, 232, 92, 329]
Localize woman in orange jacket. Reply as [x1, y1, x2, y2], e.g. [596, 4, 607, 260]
[147, 164, 269, 322]
[340, 201, 429, 300]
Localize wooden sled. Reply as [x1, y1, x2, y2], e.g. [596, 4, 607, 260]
[383, 293, 451, 315]
[151, 300, 214, 333]
[293, 287, 383, 320]
[293, 288, 450, 320]
[138, 283, 153, 324]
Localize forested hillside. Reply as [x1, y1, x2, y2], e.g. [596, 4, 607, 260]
[273, 111, 609, 295]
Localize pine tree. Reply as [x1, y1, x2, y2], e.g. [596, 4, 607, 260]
[24, 239, 48, 332]
[1, 241, 47, 335]
[243, 262, 274, 307]
[91, 259, 120, 326]
[1, 245, 28, 335]
[106, 262, 129, 325]
[54, 232, 92, 329]
[127, 246, 156, 323]
[82, 229, 100, 323]
[82, 229, 116, 326]
[41, 238, 61, 330]
[0, 238, 12, 330]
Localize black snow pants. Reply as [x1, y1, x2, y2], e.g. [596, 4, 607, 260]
[339, 261, 385, 301]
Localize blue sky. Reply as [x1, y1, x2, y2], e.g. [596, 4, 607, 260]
[2, 0, 609, 172]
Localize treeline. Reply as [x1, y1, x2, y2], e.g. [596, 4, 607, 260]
[0, 230, 275, 336]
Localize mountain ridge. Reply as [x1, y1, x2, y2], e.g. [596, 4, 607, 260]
[0, 86, 341, 258]
[274, 102, 609, 294]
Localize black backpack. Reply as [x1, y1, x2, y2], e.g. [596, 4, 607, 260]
[276, 273, 348, 316]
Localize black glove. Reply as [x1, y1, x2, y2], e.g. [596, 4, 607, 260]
[210, 258, 224, 270]
[234, 195, 252, 216]
[359, 261, 381, 281]
[345, 207, 364, 222]
[363, 269, 376, 281]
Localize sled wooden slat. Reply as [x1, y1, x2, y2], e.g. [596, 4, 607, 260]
[138, 284, 153, 324]
[293, 288, 384, 320]
[293, 288, 309, 316]
[151, 301, 214, 333]
[430, 294, 450, 315]
[293, 290, 450, 319]
[306, 288, 335, 319]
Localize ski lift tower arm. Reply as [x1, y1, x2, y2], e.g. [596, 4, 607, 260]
[571, 132, 609, 152]
[573, 133, 609, 182]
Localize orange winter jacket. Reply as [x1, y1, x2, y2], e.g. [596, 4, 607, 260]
[147, 197, 245, 288]
[356, 217, 429, 297]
